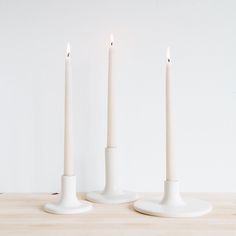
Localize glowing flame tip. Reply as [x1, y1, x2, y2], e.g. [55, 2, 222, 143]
[66, 43, 71, 56]
[166, 47, 170, 60]
[110, 34, 114, 46]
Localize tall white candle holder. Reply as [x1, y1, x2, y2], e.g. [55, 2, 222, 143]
[44, 175, 92, 214]
[86, 147, 138, 204]
[134, 180, 212, 217]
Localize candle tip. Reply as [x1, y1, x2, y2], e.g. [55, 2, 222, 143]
[166, 47, 170, 62]
[110, 34, 114, 46]
[66, 43, 71, 57]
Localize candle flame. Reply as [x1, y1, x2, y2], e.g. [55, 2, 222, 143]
[166, 47, 170, 62]
[66, 43, 71, 57]
[110, 34, 114, 46]
[166, 47, 170, 61]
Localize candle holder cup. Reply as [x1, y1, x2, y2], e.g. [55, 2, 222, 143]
[86, 147, 138, 204]
[134, 180, 212, 217]
[44, 175, 92, 214]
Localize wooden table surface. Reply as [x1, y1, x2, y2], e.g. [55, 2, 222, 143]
[0, 193, 235, 236]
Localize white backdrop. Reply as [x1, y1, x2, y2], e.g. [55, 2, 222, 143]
[0, 0, 235, 192]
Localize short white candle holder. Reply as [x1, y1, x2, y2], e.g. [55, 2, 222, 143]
[44, 175, 92, 214]
[86, 147, 138, 204]
[134, 180, 212, 217]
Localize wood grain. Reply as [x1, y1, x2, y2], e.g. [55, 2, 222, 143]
[0, 193, 235, 236]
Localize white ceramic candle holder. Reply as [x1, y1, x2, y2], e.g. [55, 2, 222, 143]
[134, 180, 212, 217]
[44, 175, 92, 214]
[86, 147, 137, 204]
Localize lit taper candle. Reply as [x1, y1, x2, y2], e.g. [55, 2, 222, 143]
[64, 43, 73, 176]
[107, 34, 116, 147]
[43, 43, 93, 215]
[133, 48, 212, 217]
[166, 47, 177, 181]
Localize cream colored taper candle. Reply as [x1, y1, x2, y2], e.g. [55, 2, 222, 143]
[107, 34, 116, 147]
[166, 47, 177, 181]
[64, 43, 73, 176]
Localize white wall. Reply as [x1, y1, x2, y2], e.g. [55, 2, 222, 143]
[0, 0, 235, 192]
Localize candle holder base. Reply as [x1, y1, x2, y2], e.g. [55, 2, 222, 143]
[44, 175, 92, 214]
[86, 191, 137, 204]
[86, 147, 138, 204]
[44, 200, 92, 214]
[133, 181, 212, 217]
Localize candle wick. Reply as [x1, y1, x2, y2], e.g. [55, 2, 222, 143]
[111, 42, 113, 46]
[67, 52, 70, 57]
[168, 59, 170, 62]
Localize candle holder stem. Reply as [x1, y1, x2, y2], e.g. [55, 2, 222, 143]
[86, 147, 137, 204]
[161, 180, 185, 206]
[44, 175, 92, 214]
[103, 147, 120, 195]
